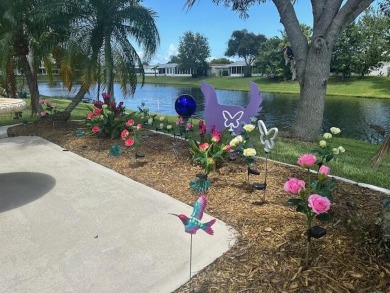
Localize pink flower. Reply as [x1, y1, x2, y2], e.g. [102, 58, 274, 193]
[39, 99, 44, 105]
[198, 120, 207, 136]
[126, 119, 134, 126]
[87, 113, 94, 120]
[176, 117, 184, 125]
[92, 125, 100, 133]
[284, 178, 306, 194]
[308, 194, 331, 214]
[318, 165, 330, 180]
[45, 99, 52, 106]
[125, 138, 134, 147]
[297, 154, 317, 168]
[93, 108, 102, 116]
[136, 123, 142, 130]
[199, 142, 210, 151]
[40, 111, 46, 117]
[224, 144, 231, 152]
[121, 129, 129, 140]
[211, 134, 221, 143]
[186, 122, 193, 131]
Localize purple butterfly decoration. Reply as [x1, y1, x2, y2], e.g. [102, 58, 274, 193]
[202, 81, 263, 134]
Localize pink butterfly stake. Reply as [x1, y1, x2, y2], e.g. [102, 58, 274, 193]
[170, 195, 216, 291]
[202, 81, 263, 134]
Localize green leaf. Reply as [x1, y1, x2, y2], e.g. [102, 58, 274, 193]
[296, 205, 307, 214]
[325, 154, 334, 162]
[316, 213, 332, 222]
[287, 198, 303, 206]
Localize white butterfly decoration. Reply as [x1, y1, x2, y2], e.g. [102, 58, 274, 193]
[222, 110, 244, 131]
[258, 120, 278, 153]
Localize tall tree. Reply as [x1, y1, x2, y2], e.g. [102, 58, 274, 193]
[62, 0, 160, 116]
[177, 31, 210, 77]
[225, 29, 266, 77]
[186, 0, 375, 141]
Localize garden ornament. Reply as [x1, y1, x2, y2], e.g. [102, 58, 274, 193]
[258, 120, 278, 153]
[202, 81, 262, 134]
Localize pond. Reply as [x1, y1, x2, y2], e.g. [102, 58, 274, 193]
[38, 82, 390, 143]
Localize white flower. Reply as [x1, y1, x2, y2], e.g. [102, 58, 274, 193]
[229, 137, 239, 148]
[102, 104, 108, 109]
[338, 146, 345, 153]
[159, 116, 165, 121]
[323, 133, 332, 139]
[166, 125, 172, 130]
[319, 140, 327, 148]
[236, 135, 243, 142]
[243, 124, 255, 133]
[148, 118, 153, 125]
[243, 148, 256, 157]
[330, 127, 341, 135]
[332, 147, 340, 155]
[159, 123, 164, 129]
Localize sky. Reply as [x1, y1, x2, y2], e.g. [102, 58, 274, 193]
[141, 0, 314, 64]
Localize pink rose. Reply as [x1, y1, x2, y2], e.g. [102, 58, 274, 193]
[186, 122, 193, 131]
[136, 123, 142, 130]
[308, 194, 331, 214]
[121, 129, 129, 140]
[318, 165, 330, 180]
[92, 125, 100, 133]
[87, 113, 94, 120]
[93, 108, 102, 116]
[224, 145, 231, 152]
[125, 138, 134, 147]
[40, 111, 46, 117]
[126, 119, 134, 126]
[39, 99, 44, 105]
[199, 142, 210, 151]
[284, 178, 305, 194]
[297, 154, 317, 168]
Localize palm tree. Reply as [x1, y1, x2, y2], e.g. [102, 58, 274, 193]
[0, 0, 76, 114]
[61, 0, 160, 116]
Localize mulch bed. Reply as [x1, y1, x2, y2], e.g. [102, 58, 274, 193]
[7, 120, 390, 292]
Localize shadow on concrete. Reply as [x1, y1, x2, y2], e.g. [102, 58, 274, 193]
[0, 172, 56, 213]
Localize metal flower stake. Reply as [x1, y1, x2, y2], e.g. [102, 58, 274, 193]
[256, 120, 278, 202]
[170, 195, 216, 292]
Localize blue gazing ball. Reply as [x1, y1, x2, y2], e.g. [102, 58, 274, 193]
[175, 94, 197, 118]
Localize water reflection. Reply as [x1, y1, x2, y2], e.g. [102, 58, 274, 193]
[38, 82, 390, 142]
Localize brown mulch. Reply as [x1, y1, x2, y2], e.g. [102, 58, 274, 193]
[7, 120, 390, 293]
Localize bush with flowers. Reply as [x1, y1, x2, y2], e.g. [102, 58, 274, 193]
[84, 92, 131, 139]
[188, 120, 230, 175]
[285, 153, 336, 231]
[39, 98, 58, 118]
[315, 127, 345, 165]
[120, 118, 143, 153]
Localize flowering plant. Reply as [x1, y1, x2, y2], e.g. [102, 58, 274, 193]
[285, 153, 336, 230]
[84, 92, 130, 138]
[228, 122, 257, 166]
[315, 127, 345, 165]
[189, 121, 230, 175]
[120, 119, 143, 151]
[175, 115, 194, 138]
[39, 98, 58, 118]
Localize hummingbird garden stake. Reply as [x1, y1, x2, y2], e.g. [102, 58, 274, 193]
[170, 194, 216, 292]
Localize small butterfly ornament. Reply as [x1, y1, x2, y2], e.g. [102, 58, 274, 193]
[258, 120, 278, 153]
[223, 110, 244, 131]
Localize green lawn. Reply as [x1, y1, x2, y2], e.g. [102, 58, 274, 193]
[144, 76, 390, 99]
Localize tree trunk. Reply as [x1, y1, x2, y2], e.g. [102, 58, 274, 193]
[64, 85, 89, 114]
[19, 54, 42, 115]
[291, 37, 332, 141]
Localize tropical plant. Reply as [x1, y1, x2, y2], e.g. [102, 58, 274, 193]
[61, 0, 160, 117]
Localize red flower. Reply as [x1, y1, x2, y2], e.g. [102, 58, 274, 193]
[199, 142, 210, 151]
[125, 138, 134, 147]
[121, 129, 129, 140]
[92, 125, 100, 133]
[87, 113, 94, 120]
[93, 108, 102, 116]
[126, 119, 134, 126]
